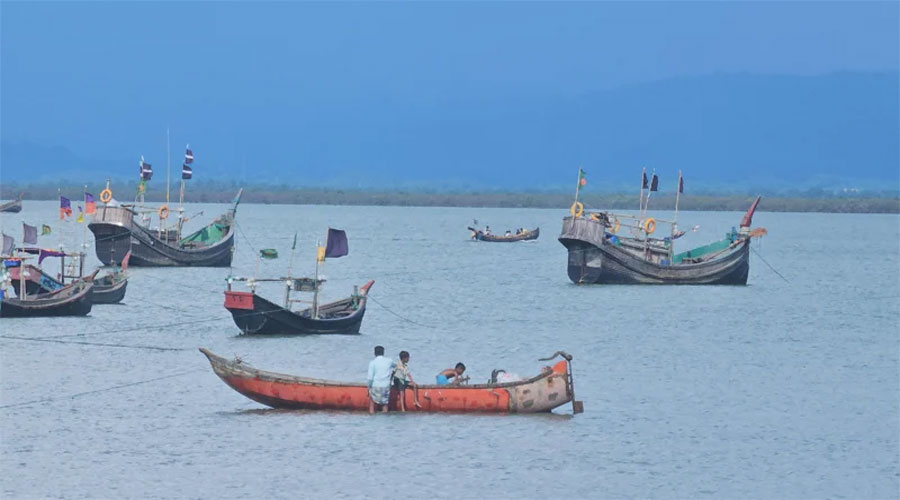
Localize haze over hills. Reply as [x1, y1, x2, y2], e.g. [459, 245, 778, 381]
[2, 71, 897, 194]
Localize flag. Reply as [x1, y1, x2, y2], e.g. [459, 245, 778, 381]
[316, 245, 325, 262]
[678, 174, 684, 194]
[140, 156, 153, 180]
[2, 233, 14, 255]
[41, 225, 51, 235]
[292, 232, 297, 251]
[85, 193, 97, 214]
[76, 208, 85, 223]
[60, 196, 72, 219]
[650, 174, 659, 192]
[137, 178, 146, 194]
[38, 248, 65, 265]
[259, 249, 278, 259]
[642, 169, 649, 189]
[23, 223, 37, 244]
[184, 146, 194, 164]
[324, 228, 349, 259]
[121, 250, 131, 272]
[182, 164, 192, 180]
[576, 167, 587, 190]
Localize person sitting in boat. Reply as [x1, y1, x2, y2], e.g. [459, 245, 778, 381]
[484, 226, 491, 235]
[393, 350, 421, 411]
[367, 345, 395, 414]
[505, 230, 512, 236]
[436, 363, 467, 385]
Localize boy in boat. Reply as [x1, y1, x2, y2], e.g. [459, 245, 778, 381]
[392, 350, 421, 411]
[435, 363, 467, 385]
[367, 345, 395, 414]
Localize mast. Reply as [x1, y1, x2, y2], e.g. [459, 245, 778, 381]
[673, 170, 682, 229]
[284, 232, 297, 309]
[638, 167, 646, 213]
[165, 126, 171, 240]
[573, 165, 582, 206]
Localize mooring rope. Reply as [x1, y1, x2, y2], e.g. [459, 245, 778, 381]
[366, 294, 435, 328]
[0, 368, 205, 410]
[0, 335, 191, 352]
[749, 245, 790, 283]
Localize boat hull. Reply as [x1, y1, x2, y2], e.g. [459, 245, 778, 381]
[93, 277, 128, 304]
[89, 205, 234, 267]
[559, 217, 750, 285]
[224, 282, 371, 335]
[0, 200, 22, 213]
[1, 283, 93, 317]
[200, 348, 573, 413]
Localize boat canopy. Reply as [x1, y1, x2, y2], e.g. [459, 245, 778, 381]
[672, 230, 738, 264]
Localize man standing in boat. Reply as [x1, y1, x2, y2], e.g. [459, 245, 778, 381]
[367, 345, 395, 414]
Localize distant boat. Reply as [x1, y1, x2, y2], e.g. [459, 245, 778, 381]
[0, 192, 24, 213]
[224, 227, 372, 335]
[468, 226, 540, 242]
[89, 189, 241, 267]
[199, 348, 581, 414]
[559, 196, 764, 285]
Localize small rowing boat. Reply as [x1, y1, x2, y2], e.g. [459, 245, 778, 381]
[200, 349, 583, 414]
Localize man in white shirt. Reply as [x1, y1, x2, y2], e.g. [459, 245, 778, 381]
[367, 345, 395, 414]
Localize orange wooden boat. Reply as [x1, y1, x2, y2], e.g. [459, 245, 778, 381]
[200, 348, 583, 414]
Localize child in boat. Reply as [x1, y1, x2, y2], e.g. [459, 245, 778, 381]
[392, 350, 421, 411]
[436, 363, 467, 385]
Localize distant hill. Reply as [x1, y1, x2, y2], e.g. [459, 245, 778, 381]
[2, 72, 897, 193]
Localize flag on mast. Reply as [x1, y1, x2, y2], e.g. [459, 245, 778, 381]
[140, 156, 153, 180]
[184, 146, 194, 164]
[642, 170, 649, 189]
[650, 173, 659, 192]
[59, 196, 72, 219]
[323, 228, 349, 259]
[85, 192, 97, 214]
[41, 225, 51, 236]
[76, 206, 85, 223]
[182, 164, 192, 180]
[23, 223, 37, 245]
[576, 167, 587, 191]
[678, 174, 684, 194]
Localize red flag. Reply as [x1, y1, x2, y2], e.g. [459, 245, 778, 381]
[121, 250, 131, 272]
[85, 192, 97, 215]
[59, 196, 72, 219]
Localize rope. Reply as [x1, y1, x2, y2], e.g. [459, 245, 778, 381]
[0, 368, 205, 410]
[749, 245, 790, 283]
[0, 335, 190, 352]
[234, 220, 257, 256]
[366, 294, 435, 328]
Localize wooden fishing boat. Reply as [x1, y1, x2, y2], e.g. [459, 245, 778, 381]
[200, 348, 582, 414]
[0, 281, 93, 317]
[469, 226, 539, 242]
[89, 189, 241, 267]
[0, 192, 24, 213]
[8, 251, 128, 304]
[225, 280, 373, 335]
[559, 196, 763, 285]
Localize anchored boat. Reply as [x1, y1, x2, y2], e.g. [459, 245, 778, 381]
[8, 250, 129, 304]
[469, 226, 540, 242]
[225, 227, 372, 335]
[0, 192, 24, 213]
[558, 168, 765, 285]
[1, 259, 93, 317]
[200, 348, 582, 414]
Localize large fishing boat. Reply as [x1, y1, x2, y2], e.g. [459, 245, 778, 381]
[88, 146, 241, 267]
[200, 348, 582, 414]
[224, 228, 372, 335]
[558, 168, 765, 285]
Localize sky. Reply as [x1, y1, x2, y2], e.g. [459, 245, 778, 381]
[1, 1, 898, 190]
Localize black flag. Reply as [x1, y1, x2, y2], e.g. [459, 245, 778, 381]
[182, 164, 192, 180]
[642, 171, 649, 189]
[650, 174, 659, 192]
[679, 175, 684, 194]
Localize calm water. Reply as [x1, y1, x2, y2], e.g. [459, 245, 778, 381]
[2, 201, 898, 499]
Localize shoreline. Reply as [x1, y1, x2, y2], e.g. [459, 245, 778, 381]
[1, 185, 898, 214]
